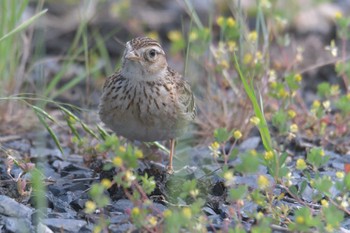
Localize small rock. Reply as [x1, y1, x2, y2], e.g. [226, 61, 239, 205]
[0, 195, 32, 218]
[4, 216, 32, 233]
[239, 137, 261, 151]
[43, 218, 86, 233]
[111, 199, 134, 213]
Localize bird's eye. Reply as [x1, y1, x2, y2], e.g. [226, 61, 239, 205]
[149, 49, 157, 58]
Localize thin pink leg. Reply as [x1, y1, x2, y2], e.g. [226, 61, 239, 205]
[167, 139, 175, 173]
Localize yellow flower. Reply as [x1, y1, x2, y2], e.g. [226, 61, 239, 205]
[257, 175, 269, 190]
[256, 211, 264, 220]
[119, 146, 126, 153]
[290, 124, 298, 133]
[148, 216, 158, 227]
[264, 151, 274, 160]
[321, 199, 329, 207]
[135, 149, 143, 158]
[335, 11, 343, 19]
[85, 200, 96, 213]
[294, 74, 302, 82]
[248, 31, 258, 42]
[288, 110, 296, 118]
[226, 17, 236, 27]
[296, 158, 307, 170]
[190, 189, 199, 198]
[216, 16, 225, 27]
[182, 207, 192, 219]
[243, 53, 253, 64]
[210, 142, 220, 151]
[233, 130, 242, 140]
[250, 116, 260, 126]
[326, 223, 334, 232]
[278, 88, 289, 98]
[320, 149, 325, 157]
[223, 171, 234, 182]
[131, 207, 140, 216]
[227, 41, 236, 52]
[220, 60, 229, 69]
[163, 209, 172, 218]
[250, 149, 257, 156]
[168, 30, 182, 42]
[101, 179, 112, 188]
[125, 170, 136, 182]
[269, 81, 277, 89]
[336, 171, 345, 179]
[146, 31, 159, 41]
[113, 156, 123, 167]
[296, 216, 305, 224]
[312, 100, 321, 108]
[330, 85, 340, 96]
[189, 31, 198, 41]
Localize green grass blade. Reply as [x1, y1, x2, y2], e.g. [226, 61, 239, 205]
[0, 9, 47, 42]
[233, 52, 272, 151]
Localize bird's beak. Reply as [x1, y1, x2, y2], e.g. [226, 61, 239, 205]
[125, 50, 140, 61]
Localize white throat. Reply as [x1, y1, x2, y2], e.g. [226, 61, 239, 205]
[121, 61, 167, 82]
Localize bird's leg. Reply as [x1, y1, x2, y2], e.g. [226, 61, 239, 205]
[167, 139, 175, 173]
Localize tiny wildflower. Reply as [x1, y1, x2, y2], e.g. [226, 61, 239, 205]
[223, 171, 235, 186]
[113, 156, 123, 167]
[209, 142, 221, 158]
[296, 158, 307, 170]
[146, 31, 159, 41]
[148, 216, 158, 227]
[335, 11, 343, 19]
[296, 47, 304, 62]
[248, 31, 258, 42]
[256, 211, 264, 220]
[131, 207, 140, 216]
[227, 40, 236, 52]
[296, 216, 305, 224]
[233, 130, 242, 140]
[85, 200, 96, 213]
[320, 149, 325, 157]
[264, 151, 274, 160]
[220, 60, 229, 69]
[257, 175, 269, 190]
[168, 30, 182, 42]
[270, 81, 277, 89]
[341, 199, 349, 208]
[325, 40, 338, 57]
[290, 124, 298, 133]
[336, 171, 345, 179]
[135, 149, 143, 158]
[268, 70, 277, 82]
[250, 116, 260, 126]
[326, 224, 334, 232]
[330, 85, 340, 96]
[125, 170, 136, 182]
[255, 51, 263, 61]
[312, 100, 321, 109]
[243, 53, 253, 64]
[101, 179, 112, 189]
[294, 74, 302, 82]
[321, 199, 329, 207]
[182, 207, 192, 219]
[322, 100, 331, 111]
[278, 88, 289, 98]
[250, 149, 257, 156]
[190, 189, 199, 198]
[288, 110, 296, 118]
[216, 16, 225, 27]
[261, 0, 271, 8]
[226, 17, 236, 27]
[189, 31, 198, 41]
[163, 209, 172, 218]
[119, 146, 126, 153]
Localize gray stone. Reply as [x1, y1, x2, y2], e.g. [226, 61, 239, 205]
[4, 216, 32, 233]
[0, 195, 32, 218]
[42, 218, 86, 233]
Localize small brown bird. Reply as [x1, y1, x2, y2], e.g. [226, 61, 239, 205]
[98, 37, 195, 172]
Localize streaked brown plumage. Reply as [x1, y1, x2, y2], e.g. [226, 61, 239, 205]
[99, 37, 195, 172]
